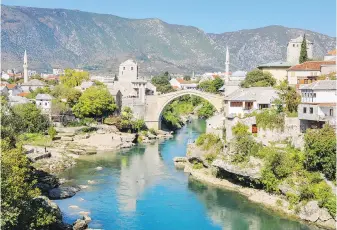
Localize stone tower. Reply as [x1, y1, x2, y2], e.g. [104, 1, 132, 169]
[23, 50, 28, 83]
[225, 46, 230, 83]
[287, 35, 313, 65]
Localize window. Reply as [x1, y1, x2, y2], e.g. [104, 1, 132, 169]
[304, 79, 308, 84]
[39, 102, 42, 105]
[45, 102, 47, 106]
[330, 109, 333, 116]
[313, 93, 316, 98]
[310, 107, 313, 114]
[303, 107, 307, 113]
[230, 102, 243, 107]
[123, 67, 125, 70]
[293, 44, 295, 47]
[131, 67, 133, 70]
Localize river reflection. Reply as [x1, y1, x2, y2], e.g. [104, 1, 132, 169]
[56, 120, 314, 230]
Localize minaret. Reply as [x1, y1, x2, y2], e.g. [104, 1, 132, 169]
[23, 50, 28, 83]
[225, 46, 230, 83]
[192, 70, 195, 79]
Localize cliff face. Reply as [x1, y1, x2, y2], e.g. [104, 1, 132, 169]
[2, 5, 336, 75]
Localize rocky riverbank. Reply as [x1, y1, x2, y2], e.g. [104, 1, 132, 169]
[174, 143, 336, 230]
[24, 124, 173, 229]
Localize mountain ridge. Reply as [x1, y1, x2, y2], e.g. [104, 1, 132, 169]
[1, 5, 336, 76]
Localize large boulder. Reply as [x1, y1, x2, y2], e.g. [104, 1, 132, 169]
[73, 219, 88, 230]
[49, 186, 81, 199]
[33, 169, 60, 195]
[299, 201, 320, 222]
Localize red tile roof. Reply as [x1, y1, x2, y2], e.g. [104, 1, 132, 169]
[5, 84, 17, 89]
[288, 61, 336, 71]
[176, 78, 187, 84]
[17, 92, 30, 97]
[328, 49, 336, 55]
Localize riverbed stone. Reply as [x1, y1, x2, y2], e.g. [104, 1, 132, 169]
[60, 136, 74, 141]
[73, 219, 88, 230]
[319, 208, 333, 221]
[49, 186, 81, 199]
[299, 201, 320, 222]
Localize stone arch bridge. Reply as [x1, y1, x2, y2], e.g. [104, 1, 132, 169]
[144, 89, 224, 130]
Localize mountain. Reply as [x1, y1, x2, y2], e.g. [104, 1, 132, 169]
[1, 5, 336, 76]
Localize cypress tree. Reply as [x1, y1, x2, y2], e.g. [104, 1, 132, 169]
[299, 34, 308, 63]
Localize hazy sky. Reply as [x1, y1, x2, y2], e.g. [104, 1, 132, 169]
[3, 0, 336, 36]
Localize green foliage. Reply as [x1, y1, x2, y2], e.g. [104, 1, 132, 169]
[241, 69, 276, 88]
[205, 152, 218, 164]
[261, 168, 279, 193]
[149, 128, 157, 135]
[132, 119, 146, 132]
[151, 73, 174, 94]
[18, 133, 52, 147]
[255, 109, 285, 130]
[51, 99, 70, 116]
[275, 80, 301, 113]
[60, 69, 89, 87]
[232, 122, 249, 136]
[26, 87, 51, 99]
[286, 192, 300, 210]
[299, 34, 308, 64]
[304, 125, 336, 180]
[183, 75, 191, 81]
[48, 126, 57, 140]
[197, 101, 215, 118]
[195, 133, 223, 154]
[73, 86, 117, 118]
[12, 103, 50, 133]
[192, 162, 204, 169]
[1, 144, 58, 229]
[93, 80, 105, 86]
[51, 85, 82, 107]
[198, 77, 224, 93]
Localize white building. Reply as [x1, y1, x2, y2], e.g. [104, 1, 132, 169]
[287, 35, 313, 65]
[323, 49, 336, 61]
[52, 68, 65, 75]
[224, 87, 278, 118]
[169, 78, 198, 90]
[36, 94, 53, 113]
[119, 59, 138, 82]
[91, 75, 115, 83]
[298, 80, 336, 132]
[287, 61, 336, 86]
[21, 79, 46, 92]
[80, 81, 96, 91]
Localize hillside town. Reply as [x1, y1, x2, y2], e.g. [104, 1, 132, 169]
[1, 31, 336, 229]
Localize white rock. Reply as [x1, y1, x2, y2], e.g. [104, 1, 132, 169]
[95, 166, 103, 171]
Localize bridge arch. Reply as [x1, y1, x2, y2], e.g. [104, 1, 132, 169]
[144, 89, 224, 130]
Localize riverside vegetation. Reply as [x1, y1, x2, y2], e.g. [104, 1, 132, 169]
[189, 122, 336, 225]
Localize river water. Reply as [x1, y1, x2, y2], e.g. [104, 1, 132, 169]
[56, 120, 313, 230]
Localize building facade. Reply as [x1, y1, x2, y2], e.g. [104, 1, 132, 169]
[257, 61, 292, 83]
[118, 59, 138, 82]
[287, 35, 313, 65]
[36, 94, 53, 113]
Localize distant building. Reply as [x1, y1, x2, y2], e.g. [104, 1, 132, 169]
[8, 95, 30, 106]
[80, 81, 95, 91]
[118, 59, 138, 82]
[287, 61, 336, 87]
[0, 85, 9, 97]
[52, 68, 65, 75]
[257, 61, 292, 83]
[324, 49, 336, 61]
[1, 72, 10, 80]
[36, 94, 53, 113]
[28, 70, 37, 77]
[169, 78, 198, 90]
[224, 87, 278, 118]
[91, 75, 115, 83]
[218, 80, 241, 96]
[287, 35, 313, 65]
[2, 84, 23, 96]
[21, 79, 46, 92]
[298, 80, 336, 132]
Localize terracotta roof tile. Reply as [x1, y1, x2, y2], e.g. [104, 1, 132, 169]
[176, 78, 187, 84]
[6, 84, 17, 89]
[18, 92, 29, 97]
[288, 61, 336, 71]
[328, 49, 336, 55]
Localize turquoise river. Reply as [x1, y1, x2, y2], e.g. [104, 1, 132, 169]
[56, 120, 314, 230]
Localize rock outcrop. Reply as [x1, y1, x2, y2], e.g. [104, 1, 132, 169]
[49, 186, 81, 200]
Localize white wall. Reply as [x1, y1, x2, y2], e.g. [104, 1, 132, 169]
[169, 78, 181, 89]
[321, 65, 336, 75]
[301, 90, 337, 103]
[287, 39, 313, 65]
[119, 61, 138, 82]
[287, 70, 320, 85]
[36, 100, 51, 112]
[261, 68, 287, 82]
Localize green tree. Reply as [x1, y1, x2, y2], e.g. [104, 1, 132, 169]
[198, 78, 224, 93]
[120, 107, 134, 131]
[26, 87, 51, 99]
[197, 102, 215, 118]
[12, 103, 50, 133]
[132, 119, 146, 132]
[151, 74, 174, 94]
[60, 69, 89, 88]
[304, 125, 336, 180]
[51, 85, 82, 107]
[72, 86, 117, 118]
[299, 34, 308, 64]
[241, 69, 276, 88]
[183, 75, 191, 81]
[275, 80, 301, 113]
[1, 142, 58, 229]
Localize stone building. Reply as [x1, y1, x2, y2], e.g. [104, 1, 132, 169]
[36, 93, 53, 114]
[286, 35, 313, 65]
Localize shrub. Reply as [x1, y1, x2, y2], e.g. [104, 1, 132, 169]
[192, 162, 204, 169]
[286, 192, 300, 210]
[48, 126, 57, 139]
[232, 122, 249, 137]
[205, 152, 217, 164]
[255, 109, 285, 131]
[104, 116, 122, 129]
[196, 134, 207, 146]
[261, 168, 279, 193]
[149, 128, 157, 135]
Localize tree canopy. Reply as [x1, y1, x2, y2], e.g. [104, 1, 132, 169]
[275, 80, 301, 113]
[241, 69, 276, 88]
[304, 125, 336, 180]
[151, 73, 174, 94]
[72, 86, 117, 118]
[51, 85, 82, 107]
[60, 69, 89, 88]
[198, 77, 224, 93]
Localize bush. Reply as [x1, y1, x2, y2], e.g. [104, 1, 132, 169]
[304, 125, 336, 180]
[261, 168, 279, 193]
[149, 128, 157, 135]
[286, 192, 300, 210]
[48, 126, 57, 139]
[205, 152, 217, 164]
[192, 162, 204, 169]
[255, 109, 285, 131]
[18, 133, 52, 147]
